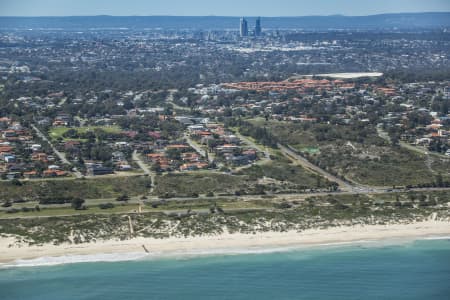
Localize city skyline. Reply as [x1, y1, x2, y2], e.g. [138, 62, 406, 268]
[240, 17, 262, 38]
[240, 17, 248, 37]
[0, 0, 449, 17]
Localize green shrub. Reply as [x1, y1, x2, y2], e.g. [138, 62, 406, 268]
[99, 203, 115, 210]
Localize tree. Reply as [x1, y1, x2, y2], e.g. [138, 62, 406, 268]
[1, 200, 12, 208]
[11, 179, 22, 186]
[329, 182, 339, 192]
[316, 176, 322, 188]
[99, 203, 115, 209]
[71, 198, 85, 210]
[435, 174, 444, 187]
[166, 148, 181, 160]
[116, 194, 130, 202]
[63, 128, 79, 139]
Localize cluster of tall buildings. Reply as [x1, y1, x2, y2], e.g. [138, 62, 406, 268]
[240, 17, 262, 37]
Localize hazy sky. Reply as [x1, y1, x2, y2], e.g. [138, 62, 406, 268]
[0, 0, 449, 17]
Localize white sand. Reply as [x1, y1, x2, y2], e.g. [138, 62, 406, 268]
[1, 221, 449, 264]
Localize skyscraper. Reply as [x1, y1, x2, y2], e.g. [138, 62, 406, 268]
[255, 17, 262, 37]
[240, 17, 248, 37]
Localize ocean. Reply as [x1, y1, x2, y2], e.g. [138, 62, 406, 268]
[1, 238, 449, 300]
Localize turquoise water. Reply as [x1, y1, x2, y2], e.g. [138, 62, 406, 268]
[1, 239, 450, 300]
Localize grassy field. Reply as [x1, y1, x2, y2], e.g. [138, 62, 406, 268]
[248, 119, 450, 187]
[0, 176, 151, 201]
[49, 125, 122, 141]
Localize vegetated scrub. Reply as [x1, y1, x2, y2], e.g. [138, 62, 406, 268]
[1, 191, 449, 245]
[236, 161, 332, 190]
[313, 145, 441, 186]
[250, 119, 450, 186]
[153, 172, 248, 197]
[430, 158, 450, 177]
[153, 163, 331, 198]
[0, 204, 136, 218]
[147, 198, 274, 212]
[0, 176, 151, 201]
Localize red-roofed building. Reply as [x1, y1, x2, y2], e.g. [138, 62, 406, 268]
[148, 131, 162, 139]
[43, 170, 68, 177]
[180, 162, 209, 171]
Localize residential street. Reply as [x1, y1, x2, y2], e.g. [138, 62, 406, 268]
[31, 124, 83, 178]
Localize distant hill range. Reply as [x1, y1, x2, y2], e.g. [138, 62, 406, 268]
[0, 13, 449, 30]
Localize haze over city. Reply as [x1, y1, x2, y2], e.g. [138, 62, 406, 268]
[0, 0, 449, 16]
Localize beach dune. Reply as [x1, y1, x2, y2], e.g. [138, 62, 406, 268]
[1, 220, 449, 265]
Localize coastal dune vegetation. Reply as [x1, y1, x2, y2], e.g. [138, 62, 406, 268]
[1, 191, 449, 246]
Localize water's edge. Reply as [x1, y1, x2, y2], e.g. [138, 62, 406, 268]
[2, 235, 449, 269]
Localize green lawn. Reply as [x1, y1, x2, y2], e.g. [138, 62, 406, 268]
[300, 147, 320, 154]
[49, 125, 122, 141]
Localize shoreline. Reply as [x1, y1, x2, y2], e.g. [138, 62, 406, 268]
[1, 220, 449, 267]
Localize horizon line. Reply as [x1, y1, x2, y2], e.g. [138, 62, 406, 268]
[0, 11, 449, 18]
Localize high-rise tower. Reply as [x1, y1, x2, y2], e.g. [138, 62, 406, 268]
[240, 17, 248, 37]
[255, 17, 262, 36]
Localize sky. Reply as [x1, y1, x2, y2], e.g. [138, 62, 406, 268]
[0, 0, 449, 17]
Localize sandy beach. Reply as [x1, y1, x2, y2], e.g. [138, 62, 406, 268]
[1, 220, 449, 265]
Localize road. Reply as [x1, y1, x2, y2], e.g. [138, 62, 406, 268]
[233, 130, 372, 192]
[277, 143, 360, 192]
[234, 131, 271, 161]
[184, 133, 214, 163]
[132, 150, 155, 193]
[3, 186, 450, 219]
[377, 126, 450, 176]
[31, 124, 83, 178]
[74, 116, 87, 127]
[132, 150, 151, 175]
[377, 126, 449, 160]
[166, 89, 191, 112]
